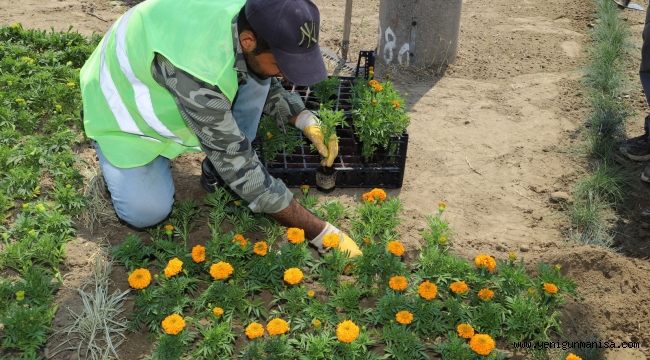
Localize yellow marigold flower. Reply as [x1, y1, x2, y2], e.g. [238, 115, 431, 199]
[391, 100, 401, 109]
[439, 235, 448, 246]
[191, 245, 206, 263]
[474, 254, 497, 273]
[311, 319, 322, 328]
[245, 322, 265, 340]
[164, 224, 174, 235]
[212, 307, 224, 317]
[266, 131, 273, 139]
[438, 201, 447, 211]
[307, 290, 315, 298]
[418, 281, 438, 300]
[234, 200, 242, 206]
[284, 268, 304, 285]
[508, 251, 517, 262]
[395, 310, 413, 325]
[555, 264, 561, 271]
[210, 261, 234, 280]
[15, 290, 25, 301]
[370, 99, 378, 106]
[363, 237, 371, 245]
[478, 288, 495, 301]
[469, 334, 496, 356]
[528, 287, 537, 296]
[389, 275, 408, 292]
[164, 257, 183, 278]
[10, 22, 21, 29]
[450, 281, 469, 295]
[457, 323, 475, 339]
[566, 353, 582, 360]
[323, 233, 340, 249]
[233, 234, 248, 248]
[128, 268, 152, 289]
[300, 184, 310, 194]
[387, 241, 405, 256]
[336, 320, 360, 343]
[287, 227, 305, 244]
[368, 66, 375, 78]
[266, 318, 290, 336]
[161, 314, 185, 335]
[253, 241, 268, 256]
[543, 282, 559, 295]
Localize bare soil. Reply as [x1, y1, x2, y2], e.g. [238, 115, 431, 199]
[2, 0, 650, 358]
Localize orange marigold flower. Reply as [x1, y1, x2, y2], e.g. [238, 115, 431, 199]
[233, 234, 248, 248]
[266, 318, 290, 336]
[253, 241, 268, 256]
[395, 310, 413, 325]
[161, 314, 185, 335]
[128, 268, 152, 290]
[368, 79, 380, 87]
[450, 281, 469, 295]
[284, 268, 304, 285]
[336, 320, 360, 343]
[391, 100, 401, 109]
[210, 261, 234, 280]
[164, 258, 183, 278]
[362, 188, 387, 202]
[212, 307, 224, 317]
[418, 280, 438, 300]
[386, 241, 405, 256]
[478, 288, 495, 301]
[163, 224, 174, 232]
[389, 275, 408, 292]
[543, 282, 559, 295]
[457, 323, 475, 339]
[323, 233, 340, 249]
[474, 254, 497, 273]
[287, 227, 305, 244]
[469, 334, 496, 356]
[191, 245, 206, 263]
[566, 353, 583, 360]
[245, 322, 265, 340]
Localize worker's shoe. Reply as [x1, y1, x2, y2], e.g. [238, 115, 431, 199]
[620, 115, 650, 161]
[200, 157, 225, 193]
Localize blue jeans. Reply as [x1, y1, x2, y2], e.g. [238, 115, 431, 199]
[97, 74, 271, 228]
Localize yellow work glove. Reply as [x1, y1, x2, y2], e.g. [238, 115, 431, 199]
[295, 110, 339, 167]
[310, 222, 363, 258]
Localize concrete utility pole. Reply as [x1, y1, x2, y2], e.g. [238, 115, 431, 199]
[377, 0, 462, 72]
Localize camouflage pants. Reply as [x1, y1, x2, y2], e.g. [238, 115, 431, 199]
[96, 75, 271, 228]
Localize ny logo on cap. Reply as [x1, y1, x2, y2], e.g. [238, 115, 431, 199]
[298, 22, 318, 48]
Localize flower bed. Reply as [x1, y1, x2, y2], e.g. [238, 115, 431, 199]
[114, 187, 577, 359]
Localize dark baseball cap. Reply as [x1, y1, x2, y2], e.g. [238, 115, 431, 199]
[245, 0, 328, 86]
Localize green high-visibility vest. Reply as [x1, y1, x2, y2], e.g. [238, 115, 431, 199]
[80, 0, 246, 168]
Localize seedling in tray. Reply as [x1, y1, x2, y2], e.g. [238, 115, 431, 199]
[314, 107, 347, 192]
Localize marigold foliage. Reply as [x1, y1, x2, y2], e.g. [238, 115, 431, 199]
[210, 261, 234, 280]
[164, 257, 183, 278]
[336, 320, 360, 343]
[386, 241, 405, 256]
[469, 334, 496, 356]
[128, 268, 152, 290]
[287, 227, 305, 244]
[161, 314, 185, 335]
[191, 245, 206, 263]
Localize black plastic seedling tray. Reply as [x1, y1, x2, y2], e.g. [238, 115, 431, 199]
[253, 53, 408, 189]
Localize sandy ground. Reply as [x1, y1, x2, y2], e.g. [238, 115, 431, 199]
[2, 0, 650, 358]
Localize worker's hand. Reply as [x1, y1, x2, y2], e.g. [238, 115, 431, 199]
[310, 222, 363, 258]
[295, 110, 339, 167]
